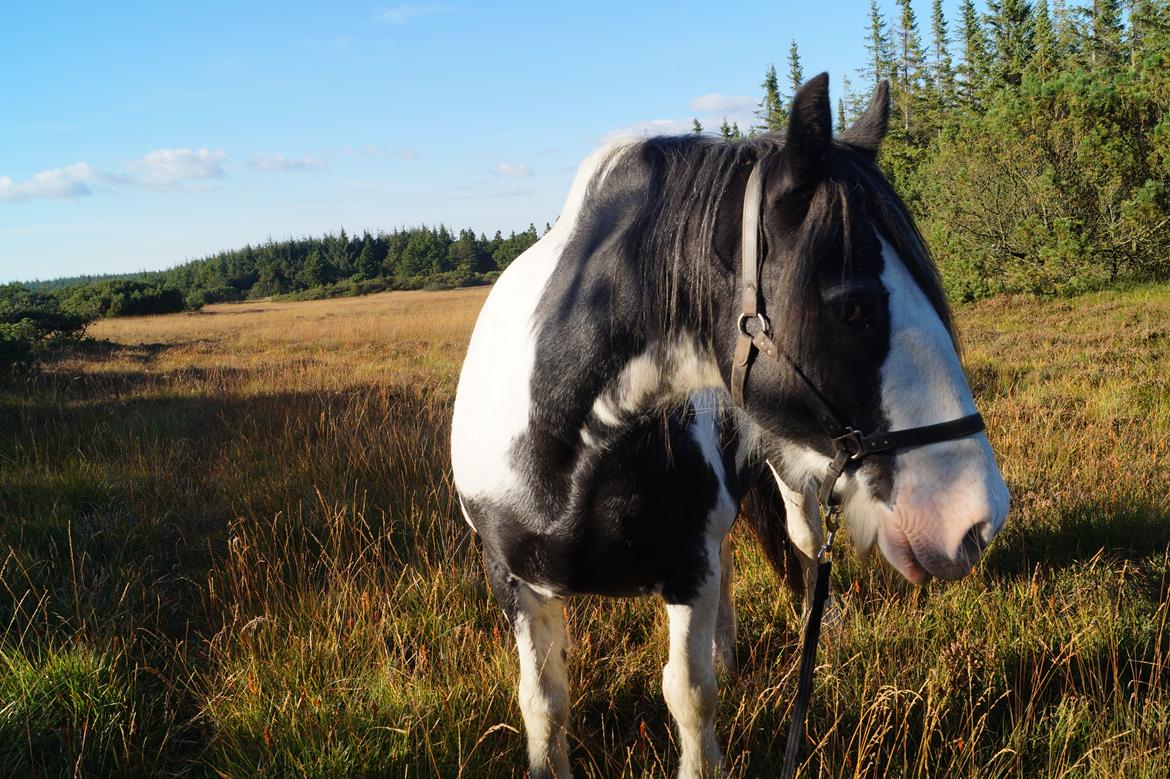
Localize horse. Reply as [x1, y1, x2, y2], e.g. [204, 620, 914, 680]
[450, 73, 1010, 778]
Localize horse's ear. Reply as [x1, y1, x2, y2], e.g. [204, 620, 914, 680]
[782, 72, 833, 187]
[839, 80, 890, 156]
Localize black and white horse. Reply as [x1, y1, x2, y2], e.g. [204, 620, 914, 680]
[450, 74, 1009, 778]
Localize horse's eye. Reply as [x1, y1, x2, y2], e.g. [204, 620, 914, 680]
[832, 299, 870, 326]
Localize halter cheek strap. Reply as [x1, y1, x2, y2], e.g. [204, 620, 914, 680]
[731, 163, 987, 779]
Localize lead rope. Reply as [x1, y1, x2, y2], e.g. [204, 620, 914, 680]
[779, 451, 847, 779]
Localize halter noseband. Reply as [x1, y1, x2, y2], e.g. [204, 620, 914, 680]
[731, 164, 986, 779]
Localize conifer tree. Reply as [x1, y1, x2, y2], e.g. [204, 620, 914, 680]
[1030, 0, 1057, 76]
[787, 39, 804, 96]
[755, 64, 786, 132]
[863, 0, 895, 88]
[987, 0, 1035, 88]
[691, 118, 703, 134]
[930, 0, 956, 103]
[1090, 0, 1125, 65]
[893, 0, 927, 132]
[1130, 0, 1170, 69]
[720, 117, 734, 141]
[958, 0, 992, 108]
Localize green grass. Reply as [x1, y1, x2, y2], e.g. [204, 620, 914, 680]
[0, 284, 1167, 777]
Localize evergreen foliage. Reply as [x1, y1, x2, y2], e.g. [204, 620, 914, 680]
[844, 0, 1170, 299]
[0, 284, 89, 372]
[13, 223, 539, 320]
[755, 64, 787, 132]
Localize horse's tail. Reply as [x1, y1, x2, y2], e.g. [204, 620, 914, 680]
[737, 463, 806, 602]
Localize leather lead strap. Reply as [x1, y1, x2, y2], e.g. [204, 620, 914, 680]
[780, 558, 832, 779]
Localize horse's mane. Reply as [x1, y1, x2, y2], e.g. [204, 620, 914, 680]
[590, 133, 954, 350]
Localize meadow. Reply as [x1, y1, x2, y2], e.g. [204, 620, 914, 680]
[1, 283, 1167, 777]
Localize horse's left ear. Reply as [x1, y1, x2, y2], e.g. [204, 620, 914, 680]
[783, 73, 833, 184]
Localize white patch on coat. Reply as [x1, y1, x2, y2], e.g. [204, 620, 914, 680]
[514, 585, 572, 777]
[688, 390, 737, 536]
[766, 460, 821, 562]
[451, 141, 633, 500]
[663, 557, 723, 778]
[871, 236, 1010, 580]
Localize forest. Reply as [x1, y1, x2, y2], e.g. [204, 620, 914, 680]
[3, 0, 1170, 368]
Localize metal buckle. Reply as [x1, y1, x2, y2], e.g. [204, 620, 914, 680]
[831, 428, 865, 460]
[817, 509, 839, 561]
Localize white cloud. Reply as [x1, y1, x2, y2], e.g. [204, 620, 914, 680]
[127, 148, 227, 185]
[689, 93, 757, 113]
[496, 162, 533, 177]
[0, 162, 124, 201]
[2, 147, 229, 203]
[373, 4, 446, 24]
[249, 153, 328, 172]
[399, 149, 418, 160]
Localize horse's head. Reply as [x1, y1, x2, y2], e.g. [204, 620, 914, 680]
[741, 74, 1009, 584]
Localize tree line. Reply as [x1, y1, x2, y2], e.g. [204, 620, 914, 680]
[2, 223, 542, 371]
[701, 0, 1170, 299]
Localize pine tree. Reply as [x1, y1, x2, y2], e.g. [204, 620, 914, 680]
[787, 39, 804, 97]
[893, 0, 927, 132]
[1090, 0, 1125, 65]
[863, 0, 895, 88]
[755, 64, 786, 132]
[1030, 0, 1057, 76]
[930, 0, 956, 103]
[720, 117, 734, 140]
[958, 0, 992, 108]
[692, 118, 703, 134]
[987, 0, 1035, 88]
[836, 97, 848, 132]
[1130, 0, 1170, 70]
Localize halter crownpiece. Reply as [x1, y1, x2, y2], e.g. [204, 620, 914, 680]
[731, 163, 987, 779]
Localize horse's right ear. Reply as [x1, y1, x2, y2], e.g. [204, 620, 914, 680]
[839, 80, 890, 156]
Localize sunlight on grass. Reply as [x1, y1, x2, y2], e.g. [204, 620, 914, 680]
[1, 284, 1167, 776]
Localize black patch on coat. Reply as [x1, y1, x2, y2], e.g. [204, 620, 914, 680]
[468, 403, 741, 604]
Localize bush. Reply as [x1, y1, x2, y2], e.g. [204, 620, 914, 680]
[0, 284, 89, 372]
[57, 280, 187, 319]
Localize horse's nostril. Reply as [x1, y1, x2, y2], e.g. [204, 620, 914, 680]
[962, 522, 991, 560]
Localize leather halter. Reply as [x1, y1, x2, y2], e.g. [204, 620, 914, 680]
[730, 165, 987, 779]
[730, 165, 986, 516]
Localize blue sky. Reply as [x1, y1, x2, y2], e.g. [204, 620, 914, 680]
[0, 1, 968, 283]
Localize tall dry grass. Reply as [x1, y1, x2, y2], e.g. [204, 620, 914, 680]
[0, 284, 1167, 777]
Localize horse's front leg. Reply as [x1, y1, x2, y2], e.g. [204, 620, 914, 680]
[512, 580, 572, 779]
[663, 549, 724, 778]
[767, 461, 823, 614]
[713, 536, 737, 674]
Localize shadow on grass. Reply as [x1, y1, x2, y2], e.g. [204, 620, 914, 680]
[984, 500, 1170, 580]
[0, 370, 461, 775]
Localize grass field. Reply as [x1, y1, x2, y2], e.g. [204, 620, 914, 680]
[1, 283, 1168, 777]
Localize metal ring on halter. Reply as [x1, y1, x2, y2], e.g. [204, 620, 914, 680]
[737, 311, 770, 337]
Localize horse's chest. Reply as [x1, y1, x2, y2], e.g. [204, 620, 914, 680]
[478, 404, 742, 602]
